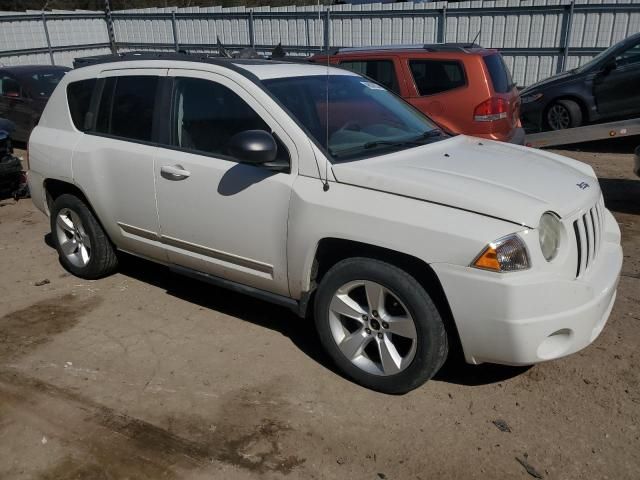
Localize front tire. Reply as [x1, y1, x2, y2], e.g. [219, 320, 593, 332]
[314, 258, 448, 394]
[50, 194, 118, 279]
[546, 99, 583, 130]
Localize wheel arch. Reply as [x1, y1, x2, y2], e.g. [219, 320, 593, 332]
[43, 178, 113, 244]
[305, 237, 463, 354]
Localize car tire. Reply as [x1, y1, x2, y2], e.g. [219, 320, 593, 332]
[314, 257, 448, 394]
[50, 194, 118, 279]
[546, 99, 583, 130]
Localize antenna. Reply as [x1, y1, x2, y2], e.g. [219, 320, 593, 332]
[471, 27, 482, 46]
[321, 2, 330, 192]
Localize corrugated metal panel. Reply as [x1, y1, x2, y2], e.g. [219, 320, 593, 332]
[1, 1, 639, 84]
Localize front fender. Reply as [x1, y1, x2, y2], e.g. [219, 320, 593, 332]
[287, 176, 521, 298]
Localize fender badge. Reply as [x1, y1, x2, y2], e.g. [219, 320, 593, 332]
[576, 181, 590, 190]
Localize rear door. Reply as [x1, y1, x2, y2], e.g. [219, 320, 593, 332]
[402, 57, 468, 133]
[72, 69, 168, 263]
[338, 58, 403, 95]
[594, 41, 640, 118]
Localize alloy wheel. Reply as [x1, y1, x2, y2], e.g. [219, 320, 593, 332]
[55, 208, 92, 267]
[328, 280, 418, 376]
[547, 104, 571, 130]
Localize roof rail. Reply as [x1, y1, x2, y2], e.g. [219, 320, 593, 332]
[72, 50, 209, 68]
[327, 42, 484, 55]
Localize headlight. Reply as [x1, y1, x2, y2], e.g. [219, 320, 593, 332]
[539, 212, 562, 262]
[472, 234, 530, 272]
[521, 92, 543, 104]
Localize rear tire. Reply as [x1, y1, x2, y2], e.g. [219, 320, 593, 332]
[50, 194, 118, 279]
[314, 257, 448, 394]
[546, 99, 583, 130]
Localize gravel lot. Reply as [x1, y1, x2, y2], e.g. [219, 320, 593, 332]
[0, 141, 638, 479]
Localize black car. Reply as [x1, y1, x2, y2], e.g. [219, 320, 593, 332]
[0, 118, 23, 198]
[520, 32, 640, 131]
[0, 65, 70, 143]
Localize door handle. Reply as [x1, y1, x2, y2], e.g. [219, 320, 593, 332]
[161, 164, 191, 180]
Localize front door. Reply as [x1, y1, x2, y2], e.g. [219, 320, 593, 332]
[594, 41, 640, 118]
[153, 70, 296, 296]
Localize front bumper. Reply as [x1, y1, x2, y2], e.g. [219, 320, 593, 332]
[432, 212, 622, 366]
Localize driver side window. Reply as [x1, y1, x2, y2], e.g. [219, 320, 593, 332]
[172, 77, 288, 163]
[615, 43, 640, 67]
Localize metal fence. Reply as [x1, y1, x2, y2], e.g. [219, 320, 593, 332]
[1, 0, 639, 86]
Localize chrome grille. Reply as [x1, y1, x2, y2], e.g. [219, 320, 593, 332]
[573, 196, 604, 278]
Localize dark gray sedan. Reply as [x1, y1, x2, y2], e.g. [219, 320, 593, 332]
[0, 65, 70, 143]
[520, 32, 640, 132]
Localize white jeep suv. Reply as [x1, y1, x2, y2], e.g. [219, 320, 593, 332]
[28, 53, 623, 393]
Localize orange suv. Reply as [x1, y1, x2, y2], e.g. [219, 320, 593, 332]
[310, 44, 524, 144]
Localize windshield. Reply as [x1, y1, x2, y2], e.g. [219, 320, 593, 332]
[262, 74, 443, 161]
[575, 44, 620, 73]
[23, 69, 67, 98]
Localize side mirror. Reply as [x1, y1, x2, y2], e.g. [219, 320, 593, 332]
[228, 130, 278, 165]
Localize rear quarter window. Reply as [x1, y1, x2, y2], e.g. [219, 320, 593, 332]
[67, 79, 96, 131]
[483, 54, 514, 93]
[408, 59, 466, 96]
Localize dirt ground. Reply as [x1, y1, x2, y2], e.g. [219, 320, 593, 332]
[0, 140, 639, 480]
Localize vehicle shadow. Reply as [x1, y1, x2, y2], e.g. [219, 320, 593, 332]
[552, 135, 639, 154]
[115, 253, 530, 389]
[599, 178, 640, 215]
[43, 236, 532, 389]
[433, 356, 530, 386]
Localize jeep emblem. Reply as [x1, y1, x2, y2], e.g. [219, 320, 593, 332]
[576, 181, 590, 190]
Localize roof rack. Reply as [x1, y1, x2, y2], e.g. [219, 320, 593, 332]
[73, 45, 312, 69]
[72, 51, 217, 68]
[327, 43, 483, 55]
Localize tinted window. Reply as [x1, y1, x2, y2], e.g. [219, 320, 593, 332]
[483, 54, 514, 93]
[172, 77, 288, 162]
[67, 79, 96, 131]
[96, 77, 115, 135]
[95, 76, 158, 142]
[339, 60, 399, 93]
[616, 43, 640, 67]
[0, 75, 22, 96]
[409, 59, 466, 96]
[26, 70, 67, 97]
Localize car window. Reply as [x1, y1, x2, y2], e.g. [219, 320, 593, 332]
[95, 76, 158, 142]
[616, 43, 640, 67]
[67, 79, 97, 131]
[0, 75, 22, 97]
[339, 60, 399, 93]
[171, 77, 288, 162]
[409, 59, 466, 96]
[27, 70, 67, 97]
[483, 54, 514, 93]
[264, 75, 441, 162]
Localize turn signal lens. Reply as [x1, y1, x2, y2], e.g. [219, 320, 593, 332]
[472, 234, 530, 272]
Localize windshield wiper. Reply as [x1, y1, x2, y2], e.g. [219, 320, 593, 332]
[331, 129, 444, 159]
[362, 130, 444, 150]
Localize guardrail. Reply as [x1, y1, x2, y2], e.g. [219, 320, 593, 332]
[1, 1, 639, 86]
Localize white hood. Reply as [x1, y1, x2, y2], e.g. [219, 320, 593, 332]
[331, 135, 600, 227]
